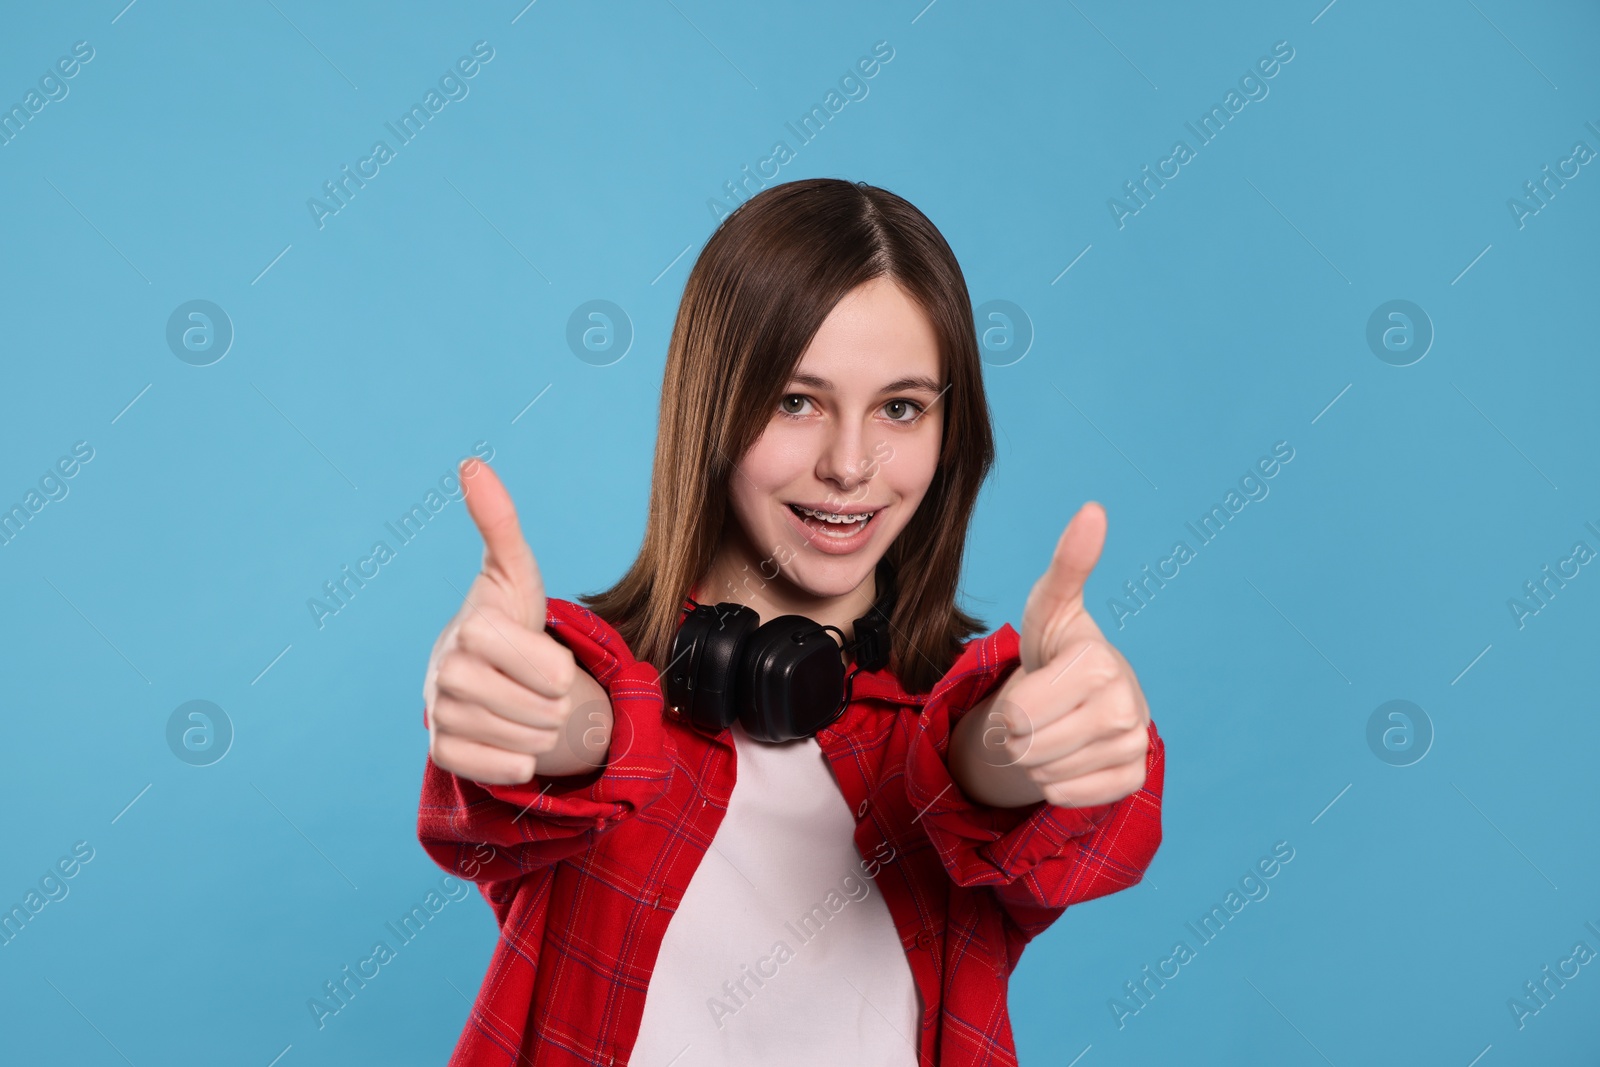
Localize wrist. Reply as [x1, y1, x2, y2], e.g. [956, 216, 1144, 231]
[529, 667, 614, 778]
[949, 693, 1048, 809]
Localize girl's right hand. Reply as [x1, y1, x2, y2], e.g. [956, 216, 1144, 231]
[423, 458, 599, 785]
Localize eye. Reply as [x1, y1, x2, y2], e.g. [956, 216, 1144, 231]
[882, 398, 924, 422]
[778, 394, 814, 418]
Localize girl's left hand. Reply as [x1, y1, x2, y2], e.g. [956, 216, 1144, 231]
[980, 502, 1152, 808]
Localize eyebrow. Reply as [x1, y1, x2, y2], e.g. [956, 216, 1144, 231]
[788, 372, 944, 394]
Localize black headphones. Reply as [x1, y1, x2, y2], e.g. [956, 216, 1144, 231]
[665, 565, 896, 743]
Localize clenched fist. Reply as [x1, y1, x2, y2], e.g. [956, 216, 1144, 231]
[424, 459, 611, 785]
[951, 502, 1152, 809]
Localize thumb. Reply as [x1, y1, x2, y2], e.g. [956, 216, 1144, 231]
[1020, 501, 1106, 671]
[460, 458, 546, 625]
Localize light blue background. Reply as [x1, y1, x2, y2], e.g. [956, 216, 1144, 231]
[2, 1, 1597, 1064]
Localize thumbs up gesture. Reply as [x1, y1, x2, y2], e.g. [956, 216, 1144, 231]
[955, 502, 1152, 809]
[423, 459, 597, 785]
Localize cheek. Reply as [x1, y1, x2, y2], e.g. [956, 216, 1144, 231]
[736, 429, 814, 498]
[726, 430, 809, 530]
[884, 430, 941, 508]
[724, 470, 772, 546]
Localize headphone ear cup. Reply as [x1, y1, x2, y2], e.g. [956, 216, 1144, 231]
[738, 616, 847, 743]
[667, 603, 758, 732]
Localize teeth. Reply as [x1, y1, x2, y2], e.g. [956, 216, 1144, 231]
[795, 505, 872, 525]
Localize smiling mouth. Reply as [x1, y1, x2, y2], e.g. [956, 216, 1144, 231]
[787, 503, 881, 538]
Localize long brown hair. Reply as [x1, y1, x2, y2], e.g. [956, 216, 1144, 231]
[580, 178, 995, 694]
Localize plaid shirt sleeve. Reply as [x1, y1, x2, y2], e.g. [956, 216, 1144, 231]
[904, 623, 1166, 940]
[417, 597, 677, 888]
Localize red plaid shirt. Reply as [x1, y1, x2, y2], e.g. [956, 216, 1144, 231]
[418, 597, 1165, 1066]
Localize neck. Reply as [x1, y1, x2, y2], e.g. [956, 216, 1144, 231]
[699, 524, 878, 642]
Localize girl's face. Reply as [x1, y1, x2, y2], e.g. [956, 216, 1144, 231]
[722, 276, 945, 605]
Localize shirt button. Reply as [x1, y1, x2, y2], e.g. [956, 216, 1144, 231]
[856, 798, 870, 818]
[915, 930, 935, 951]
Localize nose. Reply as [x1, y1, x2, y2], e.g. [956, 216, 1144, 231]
[815, 419, 872, 497]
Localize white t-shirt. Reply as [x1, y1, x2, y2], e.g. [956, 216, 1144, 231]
[628, 721, 922, 1066]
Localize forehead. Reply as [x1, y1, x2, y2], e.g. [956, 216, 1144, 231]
[791, 277, 941, 387]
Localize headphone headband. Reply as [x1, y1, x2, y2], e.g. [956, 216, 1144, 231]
[680, 562, 895, 664]
[668, 560, 897, 741]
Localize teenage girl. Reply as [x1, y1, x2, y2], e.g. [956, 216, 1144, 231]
[418, 178, 1165, 1067]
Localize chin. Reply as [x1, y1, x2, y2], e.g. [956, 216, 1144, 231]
[782, 558, 880, 602]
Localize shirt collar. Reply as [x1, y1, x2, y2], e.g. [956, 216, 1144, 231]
[847, 664, 926, 708]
